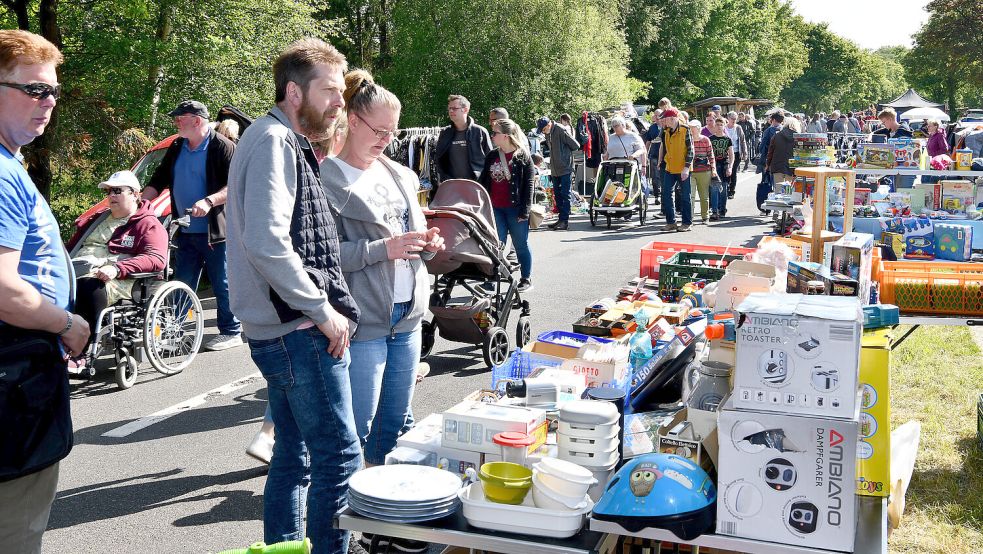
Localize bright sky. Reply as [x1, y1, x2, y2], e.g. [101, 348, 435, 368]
[788, 0, 930, 50]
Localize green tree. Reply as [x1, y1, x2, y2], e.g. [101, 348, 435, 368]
[381, 0, 648, 127]
[905, 0, 983, 114]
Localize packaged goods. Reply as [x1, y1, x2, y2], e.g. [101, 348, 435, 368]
[827, 233, 874, 305]
[786, 261, 860, 299]
[716, 398, 859, 552]
[940, 180, 975, 214]
[857, 330, 891, 497]
[441, 401, 547, 455]
[734, 294, 863, 420]
[934, 223, 974, 262]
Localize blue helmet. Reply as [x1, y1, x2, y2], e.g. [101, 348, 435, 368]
[592, 453, 717, 540]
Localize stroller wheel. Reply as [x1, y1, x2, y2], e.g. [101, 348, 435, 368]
[482, 326, 510, 368]
[515, 316, 531, 349]
[421, 320, 437, 360]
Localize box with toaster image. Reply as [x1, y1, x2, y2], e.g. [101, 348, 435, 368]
[716, 398, 859, 552]
[734, 293, 863, 420]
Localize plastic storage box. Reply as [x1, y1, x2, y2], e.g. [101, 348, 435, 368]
[877, 260, 983, 316]
[639, 240, 753, 279]
[658, 251, 746, 299]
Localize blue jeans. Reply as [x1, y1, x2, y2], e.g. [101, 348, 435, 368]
[551, 173, 572, 222]
[349, 302, 422, 465]
[711, 160, 730, 216]
[248, 328, 362, 554]
[493, 207, 532, 279]
[661, 171, 692, 225]
[173, 232, 241, 335]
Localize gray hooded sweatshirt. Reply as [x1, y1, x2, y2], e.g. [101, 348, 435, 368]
[320, 156, 430, 341]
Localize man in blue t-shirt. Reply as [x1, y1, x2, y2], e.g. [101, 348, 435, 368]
[0, 29, 90, 553]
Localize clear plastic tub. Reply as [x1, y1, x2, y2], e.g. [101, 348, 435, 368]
[459, 482, 592, 539]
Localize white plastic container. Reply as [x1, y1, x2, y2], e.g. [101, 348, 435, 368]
[458, 482, 592, 538]
[532, 467, 595, 499]
[557, 446, 619, 468]
[531, 474, 588, 511]
[587, 462, 617, 502]
[534, 458, 596, 484]
[556, 431, 619, 454]
[557, 420, 620, 439]
[558, 400, 619, 425]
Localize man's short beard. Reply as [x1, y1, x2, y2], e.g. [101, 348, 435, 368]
[297, 95, 339, 141]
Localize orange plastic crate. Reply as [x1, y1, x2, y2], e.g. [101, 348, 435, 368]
[878, 260, 983, 316]
[639, 241, 754, 279]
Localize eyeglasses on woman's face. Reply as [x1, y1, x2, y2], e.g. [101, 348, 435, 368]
[354, 113, 396, 140]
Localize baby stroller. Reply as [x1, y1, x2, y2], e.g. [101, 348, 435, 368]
[421, 180, 531, 368]
[589, 158, 647, 228]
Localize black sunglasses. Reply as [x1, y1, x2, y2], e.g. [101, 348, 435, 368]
[0, 81, 61, 100]
[103, 187, 130, 196]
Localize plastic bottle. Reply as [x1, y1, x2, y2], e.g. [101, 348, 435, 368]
[628, 311, 653, 370]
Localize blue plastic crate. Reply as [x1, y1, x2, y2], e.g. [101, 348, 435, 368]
[491, 349, 565, 390]
[536, 330, 614, 349]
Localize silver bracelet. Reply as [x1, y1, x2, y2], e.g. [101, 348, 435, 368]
[57, 312, 73, 336]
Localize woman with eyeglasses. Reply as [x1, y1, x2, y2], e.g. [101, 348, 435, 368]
[478, 118, 536, 292]
[69, 170, 167, 368]
[321, 70, 444, 474]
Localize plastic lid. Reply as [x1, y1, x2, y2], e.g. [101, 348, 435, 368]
[534, 457, 597, 484]
[558, 400, 619, 425]
[705, 323, 724, 340]
[493, 431, 535, 448]
[586, 387, 627, 403]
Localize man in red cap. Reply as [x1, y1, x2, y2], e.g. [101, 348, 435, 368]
[655, 108, 694, 231]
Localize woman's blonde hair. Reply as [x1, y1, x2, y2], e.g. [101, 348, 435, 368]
[784, 117, 802, 133]
[215, 119, 240, 142]
[343, 69, 401, 117]
[493, 118, 530, 159]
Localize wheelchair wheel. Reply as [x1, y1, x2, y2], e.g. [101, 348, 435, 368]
[115, 354, 138, 389]
[143, 281, 204, 375]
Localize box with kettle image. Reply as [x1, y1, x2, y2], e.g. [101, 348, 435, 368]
[733, 294, 863, 420]
[715, 397, 859, 552]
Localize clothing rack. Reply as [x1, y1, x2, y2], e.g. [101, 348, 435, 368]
[387, 127, 442, 190]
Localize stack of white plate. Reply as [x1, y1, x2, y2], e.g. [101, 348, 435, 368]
[347, 465, 462, 523]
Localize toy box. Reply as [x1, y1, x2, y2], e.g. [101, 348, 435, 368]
[934, 223, 974, 262]
[827, 233, 874, 305]
[881, 232, 905, 258]
[857, 329, 891, 497]
[913, 181, 941, 210]
[889, 138, 921, 168]
[716, 398, 859, 552]
[858, 143, 894, 169]
[881, 217, 934, 260]
[786, 260, 860, 298]
[940, 180, 975, 214]
[734, 293, 863, 420]
[441, 401, 546, 455]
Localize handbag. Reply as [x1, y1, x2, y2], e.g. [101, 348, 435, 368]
[528, 204, 546, 229]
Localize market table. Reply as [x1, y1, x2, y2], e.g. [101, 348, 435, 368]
[828, 216, 983, 249]
[890, 315, 983, 349]
[335, 507, 607, 554]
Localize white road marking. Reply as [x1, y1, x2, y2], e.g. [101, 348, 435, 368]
[101, 372, 263, 438]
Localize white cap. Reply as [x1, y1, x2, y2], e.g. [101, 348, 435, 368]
[98, 170, 141, 192]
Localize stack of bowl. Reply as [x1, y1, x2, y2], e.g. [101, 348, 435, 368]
[531, 457, 595, 511]
[556, 400, 620, 500]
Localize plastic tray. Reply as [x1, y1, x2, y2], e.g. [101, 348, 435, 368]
[536, 330, 613, 349]
[877, 260, 983, 316]
[639, 241, 754, 279]
[458, 482, 592, 539]
[490, 349, 565, 390]
[658, 251, 746, 299]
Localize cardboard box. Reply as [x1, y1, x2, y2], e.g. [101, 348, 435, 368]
[881, 232, 905, 258]
[858, 143, 894, 169]
[889, 138, 921, 168]
[397, 413, 487, 478]
[881, 217, 935, 260]
[913, 181, 941, 210]
[709, 261, 777, 311]
[786, 260, 860, 298]
[758, 235, 811, 262]
[827, 232, 874, 305]
[559, 341, 631, 388]
[857, 329, 891, 497]
[734, 293, 863, 420]
[654, 408, 719, 471]
[716, 399, 859, 552]
[441, 401, 546, 455]
[941, 180, 975, 214]
[934, 223, 974, 262]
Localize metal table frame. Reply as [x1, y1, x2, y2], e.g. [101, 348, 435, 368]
[892, 315, 982, 350]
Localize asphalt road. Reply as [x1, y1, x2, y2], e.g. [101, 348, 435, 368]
[45, 170, 771, 553]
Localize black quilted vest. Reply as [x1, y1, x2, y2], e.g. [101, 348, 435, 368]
[268, 112, 360, 325]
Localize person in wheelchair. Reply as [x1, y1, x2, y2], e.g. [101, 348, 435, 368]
[70, 170, 167, 368]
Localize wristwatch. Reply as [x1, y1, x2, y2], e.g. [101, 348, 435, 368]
[204, 197, 214, 207]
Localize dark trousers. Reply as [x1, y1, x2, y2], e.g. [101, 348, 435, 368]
[75, 277, 108, 339]
[728, 157, 740, 196]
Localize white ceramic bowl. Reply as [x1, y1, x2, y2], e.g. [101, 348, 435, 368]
[531, 474, 588, 511]
[534, 469, 595, 499]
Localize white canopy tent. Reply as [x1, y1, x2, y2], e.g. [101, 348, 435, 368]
[898, 107, 950, 122]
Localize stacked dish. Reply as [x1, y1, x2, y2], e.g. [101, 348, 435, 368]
[347, 465, 462, 523]
[531, 457, 596, 511]
[556, 400, 621, 499]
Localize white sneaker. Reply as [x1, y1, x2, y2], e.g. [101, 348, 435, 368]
[204, 334, 243, 351]
[246, 430, 274, 464]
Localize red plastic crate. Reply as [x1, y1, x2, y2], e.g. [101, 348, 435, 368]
[639, 241, 754, 279]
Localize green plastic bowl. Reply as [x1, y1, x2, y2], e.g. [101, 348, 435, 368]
[478, 462, 533, 505]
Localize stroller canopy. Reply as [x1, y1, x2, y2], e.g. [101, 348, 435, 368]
[425, 179, 502, 276]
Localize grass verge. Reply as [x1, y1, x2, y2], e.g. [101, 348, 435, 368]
[888, 325, 983, 553]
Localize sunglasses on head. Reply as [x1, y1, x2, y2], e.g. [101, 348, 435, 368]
[0, 81, 61, 100]
[104, 187, 130, 196]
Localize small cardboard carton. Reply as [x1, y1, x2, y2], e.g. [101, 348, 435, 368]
[786, 261, 860, 298]
[397, 413, 486, 478]
[940, 180, 975, 214]
[710, 261, 778, 311]
[441, 400, 546, 455]
[826, 232, 874, 305]
[734, 293, 863, 420]
[716, 398, 859, 552]
[654, 407, 719, 471]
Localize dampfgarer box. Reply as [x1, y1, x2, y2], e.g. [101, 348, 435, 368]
[734, 293, 863, 420]
[716, 398, 859, 552]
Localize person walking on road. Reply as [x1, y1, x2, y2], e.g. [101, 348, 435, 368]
[725, 111, 747, 198]
[767, 116, 801, 187]
[756, 112, 783, 215]
[655, 108, 693, 232]
[0, 29, 90, 554]
[226, 38, 361, 554]
[708, 117, 735, 221]
[143, 100, 243, 351]
[435, 95, 492, 184]
[536, 115, 581, 230]
[688, 120, 716, 224]
[737, 112, 755, 170]
[479, 118, 535, 292]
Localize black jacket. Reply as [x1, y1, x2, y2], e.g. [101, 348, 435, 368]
[767, 126, 796, 175]
[435, 117, 493, 182]
[478, 148, 535, 218]
[147, 127, 235, 245]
